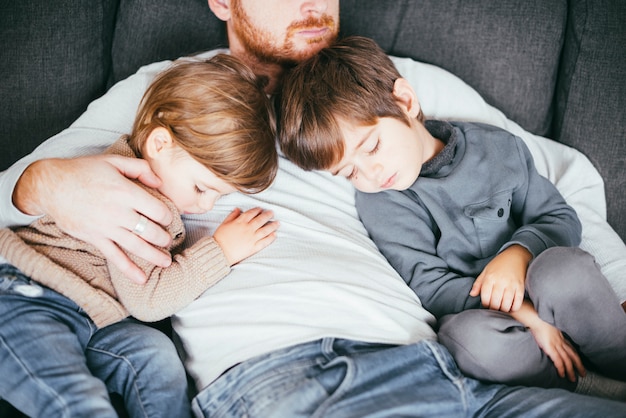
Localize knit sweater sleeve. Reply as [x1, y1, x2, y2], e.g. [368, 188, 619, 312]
[109, 188, 230, 322]
[110, 233, 230, 322]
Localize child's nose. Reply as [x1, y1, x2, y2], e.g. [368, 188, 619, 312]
[200, 193, 219, 212]
[365, 161, 383, 180]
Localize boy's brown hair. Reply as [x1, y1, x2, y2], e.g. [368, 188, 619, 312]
[278, 36, 423, 171]
[128, 54, 277, 193]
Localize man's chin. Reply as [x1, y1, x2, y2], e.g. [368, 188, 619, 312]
[290, 37, 335, 61]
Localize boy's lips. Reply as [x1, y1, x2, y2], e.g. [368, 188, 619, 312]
[381, 173, 397, 189]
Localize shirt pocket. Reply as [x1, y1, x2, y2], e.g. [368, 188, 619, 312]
[464, 190, 515, 258]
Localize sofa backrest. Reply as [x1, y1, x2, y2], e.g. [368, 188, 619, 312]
[341, 0, 566, 138]
[0, 0, 117, 170]
[0, 0, 566, 171]
[109, 0, 567, 138]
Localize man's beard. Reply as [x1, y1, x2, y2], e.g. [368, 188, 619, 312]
[231, 3, 338, 65]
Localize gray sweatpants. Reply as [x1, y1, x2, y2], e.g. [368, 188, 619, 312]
[438, 247, 626, 390]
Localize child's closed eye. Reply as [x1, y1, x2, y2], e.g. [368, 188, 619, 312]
[368, 139, 380, 155]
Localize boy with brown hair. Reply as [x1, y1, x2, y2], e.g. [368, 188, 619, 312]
[0, 54, 279, 417]
[278, 35, 626, 401]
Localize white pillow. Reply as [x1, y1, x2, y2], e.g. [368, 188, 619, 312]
[392, 56, 626, 303]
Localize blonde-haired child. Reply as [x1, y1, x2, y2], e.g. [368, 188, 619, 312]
[0, 54, 279, 417]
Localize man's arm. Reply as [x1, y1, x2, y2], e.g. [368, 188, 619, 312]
[14, 156, 173, 284]
[0, 59, 178, 283]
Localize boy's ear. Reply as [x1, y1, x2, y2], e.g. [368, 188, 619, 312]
[392, 78, 422, 119]
[208, 0, 232, 21]
[144, 127, 175, 159]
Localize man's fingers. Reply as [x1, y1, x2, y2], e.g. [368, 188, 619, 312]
[127, 211, 172, 249]
[115, 226, 172, 268]
[129, 190, 173, 230]
[95, 239, 148, 284]
[104, 155, 173, 229]
[106, 155, 162, 189]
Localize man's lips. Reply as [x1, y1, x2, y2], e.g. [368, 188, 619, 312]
[296, 26, 330, 39]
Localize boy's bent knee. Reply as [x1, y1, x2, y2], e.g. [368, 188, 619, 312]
[527, 247, 600, 299]
[438, 310, 545, 384]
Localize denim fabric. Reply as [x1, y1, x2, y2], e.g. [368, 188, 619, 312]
[192, 338, 626, 418]
[0, 264, 191, 418]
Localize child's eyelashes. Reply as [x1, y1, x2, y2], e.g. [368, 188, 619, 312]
[368, 139, 380, 155]
[194, 185, 206, 194]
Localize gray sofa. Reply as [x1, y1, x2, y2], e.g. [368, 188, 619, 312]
[1, 0, 625, 415]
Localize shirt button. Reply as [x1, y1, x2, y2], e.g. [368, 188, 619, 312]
[497, 208, 504, 217]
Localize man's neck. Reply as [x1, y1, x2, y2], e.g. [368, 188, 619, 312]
[229, 43, 285, 95]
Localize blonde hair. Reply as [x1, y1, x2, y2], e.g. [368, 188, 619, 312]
[127, 54, 277, 193]
[278, 36, 424, 171]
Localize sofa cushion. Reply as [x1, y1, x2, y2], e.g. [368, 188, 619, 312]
[554, 0, 626, 241]
[0, 0, 117, 171]
[340, 0, 567, 138]
[111, 0, 227, 85]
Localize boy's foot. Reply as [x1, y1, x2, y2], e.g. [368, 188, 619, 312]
[575, 371, 626, 402]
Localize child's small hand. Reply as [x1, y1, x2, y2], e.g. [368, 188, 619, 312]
[470, 245, 531, 312]
[527, 319, 586, 382]
[213, 207, 279, 266]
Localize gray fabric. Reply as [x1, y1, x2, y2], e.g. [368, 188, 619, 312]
[340, 0, 566, 137]
[554, 0, 626, 241]
[0, 0, 117, 171]
[111, 0, 227, 85]
[438, 247, 626, 387]
[355, 121, 581, 319]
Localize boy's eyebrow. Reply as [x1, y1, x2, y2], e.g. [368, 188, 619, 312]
[330, 126, 375, 176]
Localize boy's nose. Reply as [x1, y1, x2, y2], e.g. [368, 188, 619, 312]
[364, 162, 383, 182]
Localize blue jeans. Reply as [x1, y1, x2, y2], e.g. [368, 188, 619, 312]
[193, 338, 626, 418]
[0, 264, 191, 418]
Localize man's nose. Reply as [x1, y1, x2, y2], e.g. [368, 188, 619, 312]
[301, 0, 328, 16]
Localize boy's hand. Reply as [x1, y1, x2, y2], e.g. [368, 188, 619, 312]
[470, 244, 532, 312]
[213, 207, 279, 266]
[527, 318, 586, 382]
[510, 300, 585, 383]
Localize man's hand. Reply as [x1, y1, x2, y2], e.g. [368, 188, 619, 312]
[470, 244, 532, 312]
[13, 155, 174, 284]
[213, 207, 279, 266]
